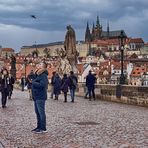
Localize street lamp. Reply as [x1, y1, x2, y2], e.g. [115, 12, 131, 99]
[118, 30, 127, 84]
[24, 57, 28, 80]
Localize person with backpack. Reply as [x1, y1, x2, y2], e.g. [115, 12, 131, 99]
[68, 71, 78, 103]
[26, 70, 36, 100]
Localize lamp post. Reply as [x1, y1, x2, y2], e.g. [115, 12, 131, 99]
[24, 57, 28, 80]
[119, 30, 127, 84]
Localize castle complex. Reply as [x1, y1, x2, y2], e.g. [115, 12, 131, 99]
[85, 16, 126, 42]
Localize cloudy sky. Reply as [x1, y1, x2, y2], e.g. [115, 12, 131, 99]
[0, 0, 148, 52]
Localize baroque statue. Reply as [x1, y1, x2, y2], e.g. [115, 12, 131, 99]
[64, 25, 77, 67]
[57, 25, 78, 75]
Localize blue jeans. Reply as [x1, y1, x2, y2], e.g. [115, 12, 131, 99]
[88, 86, 95, 100]
[50, 86, 54, 98]
[34, 100, 46, 130]
[70, 88, 76, 102]
[85, 87, 89, 97]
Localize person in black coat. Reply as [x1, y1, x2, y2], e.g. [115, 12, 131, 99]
[86, 70, 96, 101]
[26, 70, 36, 100]
[68, 71, 78, 103]
[8, 73, 15, 99]
[0, 69, 9, 108]
[53, 73, 61, 100]
[50, 71, 56, 99]
[21, 76, 25, 91]
[61, 74, 69, 102]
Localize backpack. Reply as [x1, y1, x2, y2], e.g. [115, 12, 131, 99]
[71, 77, 77, 87]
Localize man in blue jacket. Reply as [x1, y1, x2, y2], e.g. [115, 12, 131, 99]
[86, 70, 96, 101]
[31, 62, 48, 133]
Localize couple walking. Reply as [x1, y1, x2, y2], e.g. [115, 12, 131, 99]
[51, 71, 78, 103]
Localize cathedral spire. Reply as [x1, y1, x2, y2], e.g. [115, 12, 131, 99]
[85, 21, 91, 42]
[96, 15, 100, 27]
[92, 22, 95, 33]
[91, 22, 95, 41]
[107, 21, 110, 38]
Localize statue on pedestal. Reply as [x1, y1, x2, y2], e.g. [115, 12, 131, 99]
[57, 25, 78, 75]
[64, 25, 77, 70]
[57, 48, 71, 75]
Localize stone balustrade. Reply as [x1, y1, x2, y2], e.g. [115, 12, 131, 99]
[75, 83, 148, 107]
[14, 83, 148, 107]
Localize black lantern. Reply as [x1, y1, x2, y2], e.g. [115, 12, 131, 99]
[118, 30, 127, 84]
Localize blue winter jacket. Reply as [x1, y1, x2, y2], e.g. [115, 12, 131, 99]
[32, 70, 48, 101]
[86, 74, 96, 89]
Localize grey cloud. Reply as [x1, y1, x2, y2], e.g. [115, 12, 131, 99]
[0, 0, 147, 31]
[0, 0, 148, 51]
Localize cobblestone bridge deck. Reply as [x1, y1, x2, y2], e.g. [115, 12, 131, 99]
[0, 89, 148, 148]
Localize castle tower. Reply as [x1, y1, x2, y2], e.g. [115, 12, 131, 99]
[94, 15, 102, 39]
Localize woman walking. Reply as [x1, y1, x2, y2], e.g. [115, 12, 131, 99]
[61, 74, 69, 102]
[0, 69, 9, 108]
[53, 73, 61, 100]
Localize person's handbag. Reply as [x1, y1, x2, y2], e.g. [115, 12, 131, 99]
[24, 85, 28, 90]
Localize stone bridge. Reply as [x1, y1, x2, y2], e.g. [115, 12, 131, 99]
[0, 89, 147, 147]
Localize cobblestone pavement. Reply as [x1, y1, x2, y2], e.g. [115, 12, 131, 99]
[0, 89, 148, 148]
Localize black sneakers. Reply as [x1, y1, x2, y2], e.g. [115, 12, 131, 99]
[31, 128, 48, 134]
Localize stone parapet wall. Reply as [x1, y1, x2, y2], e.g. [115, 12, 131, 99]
[76, 83, 148, 107]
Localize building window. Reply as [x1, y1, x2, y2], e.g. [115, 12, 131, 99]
[132, 45, 135, 49]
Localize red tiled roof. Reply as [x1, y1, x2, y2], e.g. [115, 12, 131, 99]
[106, 39, 119, 45]
[130, 66, 146, 77]
[16, 64, 57, 79]
[92, 39, 119, 46]
[16, 64, 35, 79]
[92, 40, 108, 46]
[126, 38, 144, 44]
[1, 48, 14, 52]
[77, 64, 84, 75]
